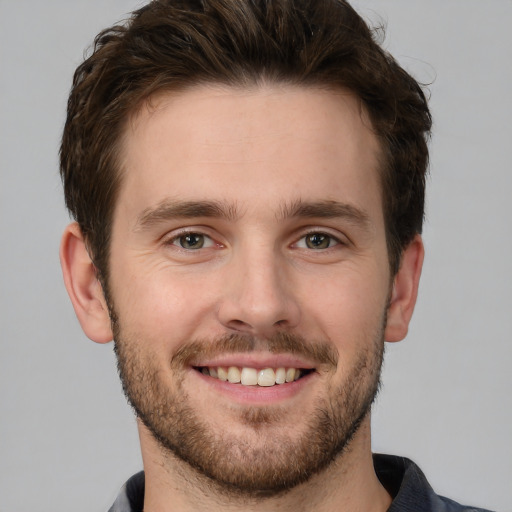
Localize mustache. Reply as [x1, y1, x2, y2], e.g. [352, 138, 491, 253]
[171, 331, 338, 369]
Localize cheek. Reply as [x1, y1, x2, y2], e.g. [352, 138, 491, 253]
[111, 262, 218, 348]
[301, 264, 389, 342]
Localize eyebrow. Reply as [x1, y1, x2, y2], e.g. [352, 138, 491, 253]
[277, 199, 371, 228]
[134, 198, 371, 231]
[135, 199, 240, 230]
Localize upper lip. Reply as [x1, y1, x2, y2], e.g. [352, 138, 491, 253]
[191, 352, 316, 370]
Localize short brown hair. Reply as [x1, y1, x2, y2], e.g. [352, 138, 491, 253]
[60, 0, 431, 280]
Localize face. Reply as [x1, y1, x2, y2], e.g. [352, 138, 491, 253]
[108, 85, 391, 495]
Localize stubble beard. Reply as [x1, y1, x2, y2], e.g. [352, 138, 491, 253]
[111, 311, 385, 498]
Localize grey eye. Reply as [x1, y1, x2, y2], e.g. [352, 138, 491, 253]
[305, 233, 334, 249]
[176, 233, 205, 249]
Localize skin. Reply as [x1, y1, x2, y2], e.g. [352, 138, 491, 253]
[60, 84, 424, 511]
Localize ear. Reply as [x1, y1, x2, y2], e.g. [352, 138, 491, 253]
[384, 235, 424, 343]
[60, 222, 113, 343]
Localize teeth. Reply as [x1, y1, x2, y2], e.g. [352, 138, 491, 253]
[200, 366, 307, 387]
[227, 366, 241, 383]
[241, 367, 258, 386]
[258, 368, 276, 387]
[285, 368, 296, 382]
[275, 367, 286, 384]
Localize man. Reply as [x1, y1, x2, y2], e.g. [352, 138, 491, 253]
[58, 1, 492, 510]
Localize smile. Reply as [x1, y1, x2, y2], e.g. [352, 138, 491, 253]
[196, 366, 313, 387]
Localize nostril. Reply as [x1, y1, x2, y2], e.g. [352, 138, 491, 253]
[227, 319, 251, 331]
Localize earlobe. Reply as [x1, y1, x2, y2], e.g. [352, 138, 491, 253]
[60, 222, 113, 344]
[384, 235, 424, 343]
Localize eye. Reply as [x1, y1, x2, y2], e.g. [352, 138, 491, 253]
[296, 232, 340, 250]
[171, 232, 214, 250]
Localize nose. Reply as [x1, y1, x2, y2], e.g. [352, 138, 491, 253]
[216, 246, 301, 338]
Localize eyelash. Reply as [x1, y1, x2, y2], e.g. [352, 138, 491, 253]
[294, 231, 343, 250]
[165, 231, 217, 250]
[164, 229, 345, 252]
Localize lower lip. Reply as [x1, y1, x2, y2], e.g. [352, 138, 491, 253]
[191, 368, 317, 405]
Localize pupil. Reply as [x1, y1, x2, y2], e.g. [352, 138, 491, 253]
[307, 233, 329, 249]
[182, 233, 204, 249]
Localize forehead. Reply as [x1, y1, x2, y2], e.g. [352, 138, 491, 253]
[116, 84, 383, 225]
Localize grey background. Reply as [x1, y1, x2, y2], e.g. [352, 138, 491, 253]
[1, 1, 510, 510]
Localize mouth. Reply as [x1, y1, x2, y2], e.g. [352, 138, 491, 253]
[194, 365, 315, 387]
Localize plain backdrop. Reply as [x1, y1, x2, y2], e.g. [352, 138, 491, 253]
[1, 1, 511, 511]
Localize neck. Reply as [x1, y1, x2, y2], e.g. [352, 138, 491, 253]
[138, 417, 392, 512]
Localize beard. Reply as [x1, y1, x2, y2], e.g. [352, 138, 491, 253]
[111, 312, 385, 498]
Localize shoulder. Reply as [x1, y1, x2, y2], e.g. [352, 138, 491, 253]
[108, 471, 145, 512]
[373, 454, 494, 512]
